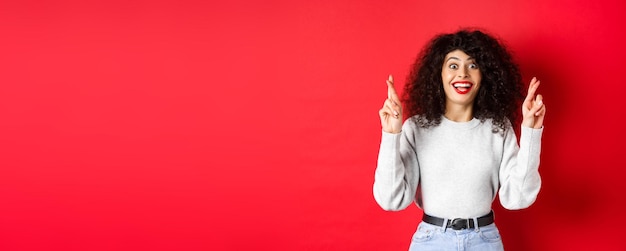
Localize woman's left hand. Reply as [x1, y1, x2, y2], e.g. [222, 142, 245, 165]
[522, 77, 546, 129]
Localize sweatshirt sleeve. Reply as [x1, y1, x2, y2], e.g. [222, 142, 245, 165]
[373, 122, 420, 211]
[498, 126, 543, 210]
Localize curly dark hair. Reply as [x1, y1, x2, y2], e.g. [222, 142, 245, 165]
[403, 28, 523, 133]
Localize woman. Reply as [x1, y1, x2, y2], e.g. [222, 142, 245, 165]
[373, 29, 546, 250]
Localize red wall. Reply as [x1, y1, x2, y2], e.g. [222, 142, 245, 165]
[1, 0, 624, 250]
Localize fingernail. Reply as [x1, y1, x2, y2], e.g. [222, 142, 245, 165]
[536, 100, 543, 106]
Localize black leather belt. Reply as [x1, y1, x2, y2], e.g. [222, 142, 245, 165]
[422, 211, 494, 230]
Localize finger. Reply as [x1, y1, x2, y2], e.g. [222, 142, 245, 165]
[387, 75, 400, 102]
[535, 106, 546, 117]
[384, 99, 400, 117]
[379, 107, 388, 118]
[386, 75, 392, 99]
[524, 78, 538, 101]
[534, 106, 546, 128]
[524, 78, 540, 103]
[527, 96, 543, 117]
[535, 94, 543, 107]
[526, 99, 542, 117]
[380, 104, 398, 119]
[534, 94, 544, 116]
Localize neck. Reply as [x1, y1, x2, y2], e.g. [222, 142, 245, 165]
[444, 104, 474, 122]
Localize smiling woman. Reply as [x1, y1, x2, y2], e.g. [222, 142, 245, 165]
[374, 29, 546, 251]
[441, 50, 482, 109]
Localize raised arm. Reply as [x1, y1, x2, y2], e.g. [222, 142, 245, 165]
[499, 77, 546, 209]
[374, 75, 419, 211]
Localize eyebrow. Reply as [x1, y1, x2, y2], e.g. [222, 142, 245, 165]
[445, 56, 475, 63]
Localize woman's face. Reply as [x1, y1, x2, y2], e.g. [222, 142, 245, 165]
[441, 49, 481, 107]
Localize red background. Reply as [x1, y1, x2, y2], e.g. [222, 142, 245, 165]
[1, 0, 625, 250]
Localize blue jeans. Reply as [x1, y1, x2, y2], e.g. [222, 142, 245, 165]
[408, 221, 504, 251]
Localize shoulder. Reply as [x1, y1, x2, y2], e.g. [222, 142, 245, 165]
[478, 117, 515, 138]
[402, 115, 426, 131]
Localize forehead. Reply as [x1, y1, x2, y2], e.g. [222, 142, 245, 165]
[444, 49, 473, 61]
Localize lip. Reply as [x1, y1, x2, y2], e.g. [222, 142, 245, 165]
[451, 81, 473, 94]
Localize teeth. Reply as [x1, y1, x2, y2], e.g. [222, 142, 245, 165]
[453, 83, 472, 88]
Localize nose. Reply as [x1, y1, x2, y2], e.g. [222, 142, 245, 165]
[457, 67, 469, 78]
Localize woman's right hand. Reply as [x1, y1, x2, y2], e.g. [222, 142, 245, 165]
[379, 75, 403, 134]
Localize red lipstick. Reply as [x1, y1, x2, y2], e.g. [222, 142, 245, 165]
[451, 81, 473, 94]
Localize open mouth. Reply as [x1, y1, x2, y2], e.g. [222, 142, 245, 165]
[452, 82, 473, 94]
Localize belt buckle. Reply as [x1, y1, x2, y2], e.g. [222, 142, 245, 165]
[449, 218, 468, 230]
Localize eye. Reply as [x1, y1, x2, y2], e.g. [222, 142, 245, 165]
[469, 63, 479, 69]
[449, 64, 458, 69]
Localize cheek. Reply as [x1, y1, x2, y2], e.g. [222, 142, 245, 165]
[474, 71, 482, 82]
[441, 74, 451, 88]
[441, 71, 453, 82]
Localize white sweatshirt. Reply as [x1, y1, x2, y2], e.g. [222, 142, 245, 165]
[373, 115, 543, 219]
